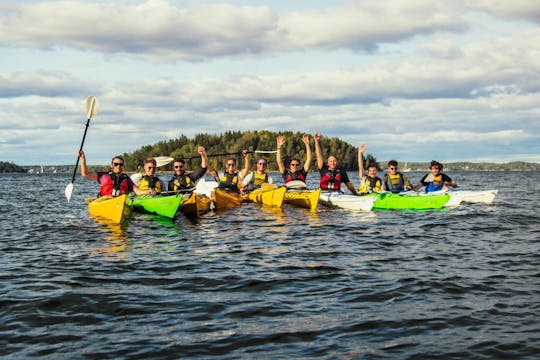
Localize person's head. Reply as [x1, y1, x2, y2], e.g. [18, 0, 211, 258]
[367, 163, 378, 178]
[143, 158, 157, 176]
[256, 157, 268, 173]
[110, 156, 125, 175]
[387, 160, 398, 174]
[225, 158, 237, 173]
[173, 159, 185, 175]
[430, 160, 442, 174]
[289, 158, 301, 172]
[327, 155, 338, 170]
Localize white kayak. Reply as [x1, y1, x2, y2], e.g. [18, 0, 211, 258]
[444, 189, 498, 207]
[319, 192, 376, 211]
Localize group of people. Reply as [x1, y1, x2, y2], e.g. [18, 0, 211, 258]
[77, 132, 457, 198]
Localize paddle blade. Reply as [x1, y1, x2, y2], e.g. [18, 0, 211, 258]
[85, 96, 99, 119]
[154, 156, 174, 167]
[65, 182, 74, 202]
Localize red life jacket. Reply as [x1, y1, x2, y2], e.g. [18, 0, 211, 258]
[98, 172, 131, 196]
[319, 169, 342, 190]
[285, 170, 306, 183]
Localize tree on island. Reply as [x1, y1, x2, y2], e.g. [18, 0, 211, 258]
[0, 161, 26, 173]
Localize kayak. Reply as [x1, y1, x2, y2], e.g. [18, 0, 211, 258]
[319, 192, 376, 211]
[127, 193, 183, 219]
[213, 188, 244, 210]
[87, 194, 132, 224]
[243, 184, 287, 207]
[368, 192, 450, 210]
[444, 189, 498, 207]
[284, 188, 321, 211]
[179, 192, 211, 218]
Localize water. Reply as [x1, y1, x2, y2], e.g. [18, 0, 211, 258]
[1, 171, 539, 358]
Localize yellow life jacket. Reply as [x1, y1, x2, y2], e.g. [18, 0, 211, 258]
[139, 175, 162, 194]
[251, 171, 268, 187]
[358, 176, 382, 194]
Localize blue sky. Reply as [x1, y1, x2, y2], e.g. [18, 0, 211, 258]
[1, 0, 539, 165]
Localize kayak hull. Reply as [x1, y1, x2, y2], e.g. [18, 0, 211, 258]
[319, 192, 376, 211]
[127, 194, 182, 219]
[370, 192, 450, 210]
[179, 192, 211, 218]
[213, 189, 243, 210]
[445, 190, 498, 207]
[87, 194, 132, 224]
[284, 188, 321, 211]
[244, 185, 287, 207]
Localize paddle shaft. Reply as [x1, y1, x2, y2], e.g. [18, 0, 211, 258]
[183, 150, 277, 160]
[70, 118, 91, 183]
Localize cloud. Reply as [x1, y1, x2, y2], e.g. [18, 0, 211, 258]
[467, 0, 540, 23]
[0, 0, 467, 60]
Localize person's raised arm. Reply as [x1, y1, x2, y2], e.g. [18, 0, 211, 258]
[358, 144, 366, 180]
[78, 150, 98, 181]
[239, 150, 250, 180]
[276, 135, 285, 174]
[314, 131, 323, 170]
[302, 133, 312, 173]
[198, 146, 208, 169]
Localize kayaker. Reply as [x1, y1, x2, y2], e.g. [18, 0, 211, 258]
[137, 158, 165, 195]
[357, 144, 383, 194]
[276, 133, 312, 185]
[167, 146, 208, 191]
[208, 150, 250, 193]
[314, 132, 358, 195]
[383, 160, 413, 193]
[77, 150, 150, 196]
[414, 160, 458, 192]
[244, 155, 274, 191]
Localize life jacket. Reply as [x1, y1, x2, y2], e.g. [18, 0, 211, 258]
[285, 169, 306, 183]
[168, 174, 194, 191]
[320, 169, 342, 191]
[139, 175, 162, 194]
[359, 176, 382, 194]
[218, 171, 239, 193]
[426, 174, 444, 192]
[250, 171, 268, 188]
[384, 173, 405, 193]
[98, 172, 131, 197]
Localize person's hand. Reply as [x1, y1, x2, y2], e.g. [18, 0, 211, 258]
[198, 146, 206, 155]
[78, 150, 85, 159]
[314, 131, 321, 142]
[301, 133, 309, 145]
[242, 150, 249, 158]
[277, 135, 285, 148]
[358, 144, 366, 153]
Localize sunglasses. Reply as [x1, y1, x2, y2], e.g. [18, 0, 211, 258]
[389, 167, 396, 170]
[258, 162, 267, 166]
[174, 165, 184, 169]
[113, 162, 124, 167]
[290, 163, 300, 167]
[226, 163, 236, 167]
[147, 166, 156, 170]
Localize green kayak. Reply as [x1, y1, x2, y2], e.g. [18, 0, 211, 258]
[127, 194, 183, 218]
[368, 192, 450, 210]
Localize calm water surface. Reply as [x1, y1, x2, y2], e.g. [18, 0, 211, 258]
[1, 171, 539, 359]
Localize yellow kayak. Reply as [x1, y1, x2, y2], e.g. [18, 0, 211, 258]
[243, 184, 286, 207]
[179, 192, 211, 218]
[213, 189, 244, 210]
[87, 194, 132, 224]
[284, 188, 321, 211]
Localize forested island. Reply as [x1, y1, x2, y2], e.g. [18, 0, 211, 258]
[2, 131, 539, 172]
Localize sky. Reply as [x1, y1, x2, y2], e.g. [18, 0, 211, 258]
[1, 0, 540, 165]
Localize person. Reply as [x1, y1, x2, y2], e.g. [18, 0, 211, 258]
[208, 150, 250, 193]
[168, 146, 208, 192]
[357, 144, 383, 194]
[383, 160, 413, 193]
[314, 131, 358, 195]
[244, 155, 273, 191]
[276, 133, 312, 184]
[137, 157, 165, 195]
[414, 160, 458, 192]
[77, 150, 150, 196]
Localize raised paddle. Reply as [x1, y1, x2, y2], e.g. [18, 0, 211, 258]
[64, 96, 99, 202]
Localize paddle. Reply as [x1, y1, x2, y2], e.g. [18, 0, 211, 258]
[64, 96, 99, 202]
[182, 150, 278, 160]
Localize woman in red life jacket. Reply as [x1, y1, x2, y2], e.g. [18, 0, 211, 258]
[314, 132, 358, 195]
[78, 150, 150, 197]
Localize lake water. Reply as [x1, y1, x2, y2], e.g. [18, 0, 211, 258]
[1, 171, 539, 358]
